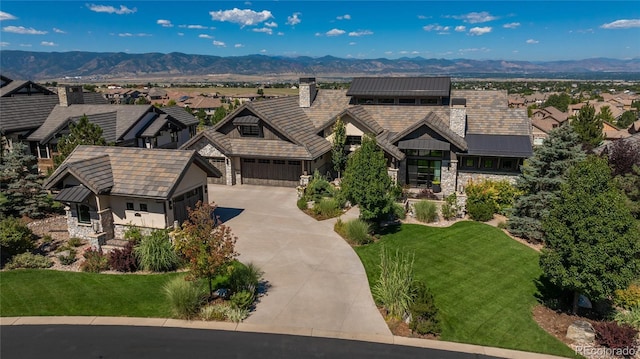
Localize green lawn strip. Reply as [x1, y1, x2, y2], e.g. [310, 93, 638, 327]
[355, 221, 577, 358]
[0, 270, 183, 317]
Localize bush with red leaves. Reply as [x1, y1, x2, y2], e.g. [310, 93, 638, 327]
[593, 321, 638, 350]
[108, 242, 138, 272]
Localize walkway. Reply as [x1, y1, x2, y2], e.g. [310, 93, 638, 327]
[208, 185, 390, 336]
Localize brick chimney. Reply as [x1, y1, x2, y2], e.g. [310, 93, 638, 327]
[449, 98, 466, 138]
[299, 77, 317, 108]
[57, 85, 84, 107]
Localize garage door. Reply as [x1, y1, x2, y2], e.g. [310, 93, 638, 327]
[173, 187, 203, 225]
[207, 157, 227, 185]
[241, 158, 301, 187]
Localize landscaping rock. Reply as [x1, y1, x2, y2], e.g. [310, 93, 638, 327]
[566, 320, 595, 344]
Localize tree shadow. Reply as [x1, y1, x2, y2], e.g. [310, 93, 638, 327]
[214, 207, 244, 223]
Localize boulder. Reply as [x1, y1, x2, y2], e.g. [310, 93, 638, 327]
[566, 320, 595, 344]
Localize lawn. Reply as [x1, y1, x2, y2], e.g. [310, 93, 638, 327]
[0, 270, 183, 317]
[355, 221, 576, 358]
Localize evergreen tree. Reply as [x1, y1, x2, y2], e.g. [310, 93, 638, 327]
[597, 105, 615, 125]
[571, 103, 603, 148]
[0, 142, 52, 218]
[54, 115, 107, 167]
[617, 111, 637, 129]
[211, 106, 227, 125]
[341, 134, 392, 222]
[508, 124, 585, 242]
[540, 156, 640, 314]
[331, 116, 347, 179]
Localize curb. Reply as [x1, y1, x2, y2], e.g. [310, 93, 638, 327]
[1, 316, 569, 359]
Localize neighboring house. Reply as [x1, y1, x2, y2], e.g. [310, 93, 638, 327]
[603, 121, 630, 141]
[1, 78, 107, 155]
[530, 106, 569, 145]
[27, 87, 199, 172]
[182, 95, 223, 116]
[182, 77, 533, 196]
[44, 145, 221, 247]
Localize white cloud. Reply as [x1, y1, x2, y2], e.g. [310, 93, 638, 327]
[526, 39, 539, 44]
[326, 28, 345, 36]
[234, 43, 244, 48]
[349, 41, 356, 45]
[2, 26, 47, 35]
[600, 19, 640, 29]
[455, 26, 466, 32]
[177, 32, 184, 36]
[417, 15, 431, 20]
[0, 11, 17, 21]
[118, 33, 151, 37]
[468, 26, 492, 36]
[337, 14, 351, 20]
[423, 24, 450, 32]
[503, 22, 520, 29]
[264, 21, 278, 28]
[179, 24, 209, 29]
[260, 49, 267, 53]
[385, 51, 393, 55]
[287, 12, 301, 26]
[209, 8, 273, 27]
[199, 34, 213, 39]
[157, 19, 173, 28]
[277, 31, 284, 36]
[53, 28, 67, 34]
[41, 41, 57, 46]
[314, 32, 322, 37]
[253, 27, 273, 35]
[348, 30, 373, 37]
[458, 47, 490, 53]
[19, 43, 32, 47]
[87, 4, 136, 15]
[453, 11, 497, 24]
[213, 40, 226, 47]
[0, 42, 8, 46]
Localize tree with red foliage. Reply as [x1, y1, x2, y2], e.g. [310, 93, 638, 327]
[175, 201, 237, 298]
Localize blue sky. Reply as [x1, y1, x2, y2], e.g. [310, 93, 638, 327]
[0, 1, 639, 61]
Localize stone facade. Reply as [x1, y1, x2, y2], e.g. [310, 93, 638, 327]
[449, 107, 466, 138]
[440, 160, 458, 196]
[113, 224, 155, 241]
[198, 143, 233, 185]
[457, 171, 519, 192]
[298, 78, 317, 108]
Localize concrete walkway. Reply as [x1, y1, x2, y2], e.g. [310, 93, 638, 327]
[208, 185, 390, 336]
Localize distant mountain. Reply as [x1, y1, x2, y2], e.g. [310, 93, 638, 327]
[1, 50, 639, 81]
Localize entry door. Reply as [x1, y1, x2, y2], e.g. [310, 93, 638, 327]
[407, 159, 441, 187]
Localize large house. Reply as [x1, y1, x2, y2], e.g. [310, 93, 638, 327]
[182, 77, 533, 196]
[27, 86, 199, 172]
[44, 145, 221, 247]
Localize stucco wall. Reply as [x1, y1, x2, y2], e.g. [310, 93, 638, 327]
[110, 195, 168, 229]
[172, 164, 207, 196]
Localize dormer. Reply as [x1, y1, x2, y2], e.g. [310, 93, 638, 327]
[233, 115, 262, 138]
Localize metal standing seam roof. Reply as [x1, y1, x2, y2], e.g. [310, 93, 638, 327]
[232, 115, 260, 125]
[347, 77, 451, 97]
[465, 134, 533, 157]
[160, 106, 200, 127]
[54, 185, 92, 203]
[139, 114, 171, 138]
[44, 145, 221, 199]
[397, 138, 451, 151]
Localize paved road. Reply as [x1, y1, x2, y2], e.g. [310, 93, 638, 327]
[1, 325, 501, 359]
[209, 185, 391, 336]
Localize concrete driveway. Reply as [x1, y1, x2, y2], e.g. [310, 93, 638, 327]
[209, 185, 391, 337]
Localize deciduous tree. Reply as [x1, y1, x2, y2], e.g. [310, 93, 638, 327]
[540, 156, 640, 314]
[331, 116, 347, 179]
[175, 201, 237, 298]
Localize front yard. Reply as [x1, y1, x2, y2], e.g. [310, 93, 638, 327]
[355, 221, 577, 358]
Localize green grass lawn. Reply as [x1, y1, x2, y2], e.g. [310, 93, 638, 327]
[0, 270, 184, 317]
[355, 221, 577, 358]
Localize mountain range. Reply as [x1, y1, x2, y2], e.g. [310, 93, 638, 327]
[1, 50, 640, 81]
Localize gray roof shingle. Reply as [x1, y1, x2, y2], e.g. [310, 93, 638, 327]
[0, 95, 59, 133]
[160, 106, 199, 126]
[347, 77, 451, 97]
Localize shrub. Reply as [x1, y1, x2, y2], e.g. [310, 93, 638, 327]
[108, 241, 138, 272]
[5, 252, 53, 269]
[614, 306, 640, 330]
[199, 303, 228, 321]
[467, 201, 495, 222]
[465, 179, 519, 219]
[163, 277, 204, 319]
[135, 230, 181, 272]
[41, 235, 53, 244]
[58, 248, 77, 265]
[393, 202, 406, 220]
[372, 248, 415, 319]
[80, 247, 108, 273]
[296, 197, 308, 211]
[305, 170, 333, 202]
[230, 290, 255, 310]
[228, 262, 263, 294]
[312, 198, 341, 219]
[615, 284, 640, 309]
[344, 219, 372, 245]
[0, 217, 35, 257]
[409, 282, 441, 335]
[224, 305, 249, 323]
[67, 237, 84, 247]
[440, 193, 458, 220]
[124, 226, 144, 243]
[593, 321, 638, 350]
[414, 201, 438, 223]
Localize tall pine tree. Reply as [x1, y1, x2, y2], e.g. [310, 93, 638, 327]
[331, 116, 347, 179]
[508, 124, 585, 242]
[571, 103, 603, 149]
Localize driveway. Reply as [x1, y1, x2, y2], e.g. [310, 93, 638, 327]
[209, 185, 391, 336]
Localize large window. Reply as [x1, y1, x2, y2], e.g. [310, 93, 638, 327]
[76, 204, 91, 224]
[240, 125, 260, 137]
[407, 159, 441, 188]
[404, 149, 443, 157]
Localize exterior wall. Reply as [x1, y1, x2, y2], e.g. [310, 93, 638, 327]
[172, 164, 208, 196]
[113, 224, 155, 241]
[440, 159, 458, 196]
[449, 107, 466, 138]
[457, 171, 519, 192]
[197, 143, 233, 185]
[110, 195, 168, 229]
[299, 81, 317, 108]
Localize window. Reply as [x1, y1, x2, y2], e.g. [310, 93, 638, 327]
[139, 203, 148, 212]
[378, 98, 394, 104]
[126, 202, 134, 210]
[464, 158, 476, 168]
[38, 145, 49, 159]
[170, 131, 179, 143]
[77, 204, 90, 224]
[482, 159, 495, 169]
[356, 98, 374, 105]
[420, 98, 438, 105]
[273, 159, 285, 165]
[258, 159, 270, 164]
[240, 125, 260, 137]
[398, 98, 415, 105]
[501, 160, 514, 171]
[288, 160, 301, 166]
[346, 136, 361, 146]
[243, 158, 255, 163]
[404, 150, 443, 158]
